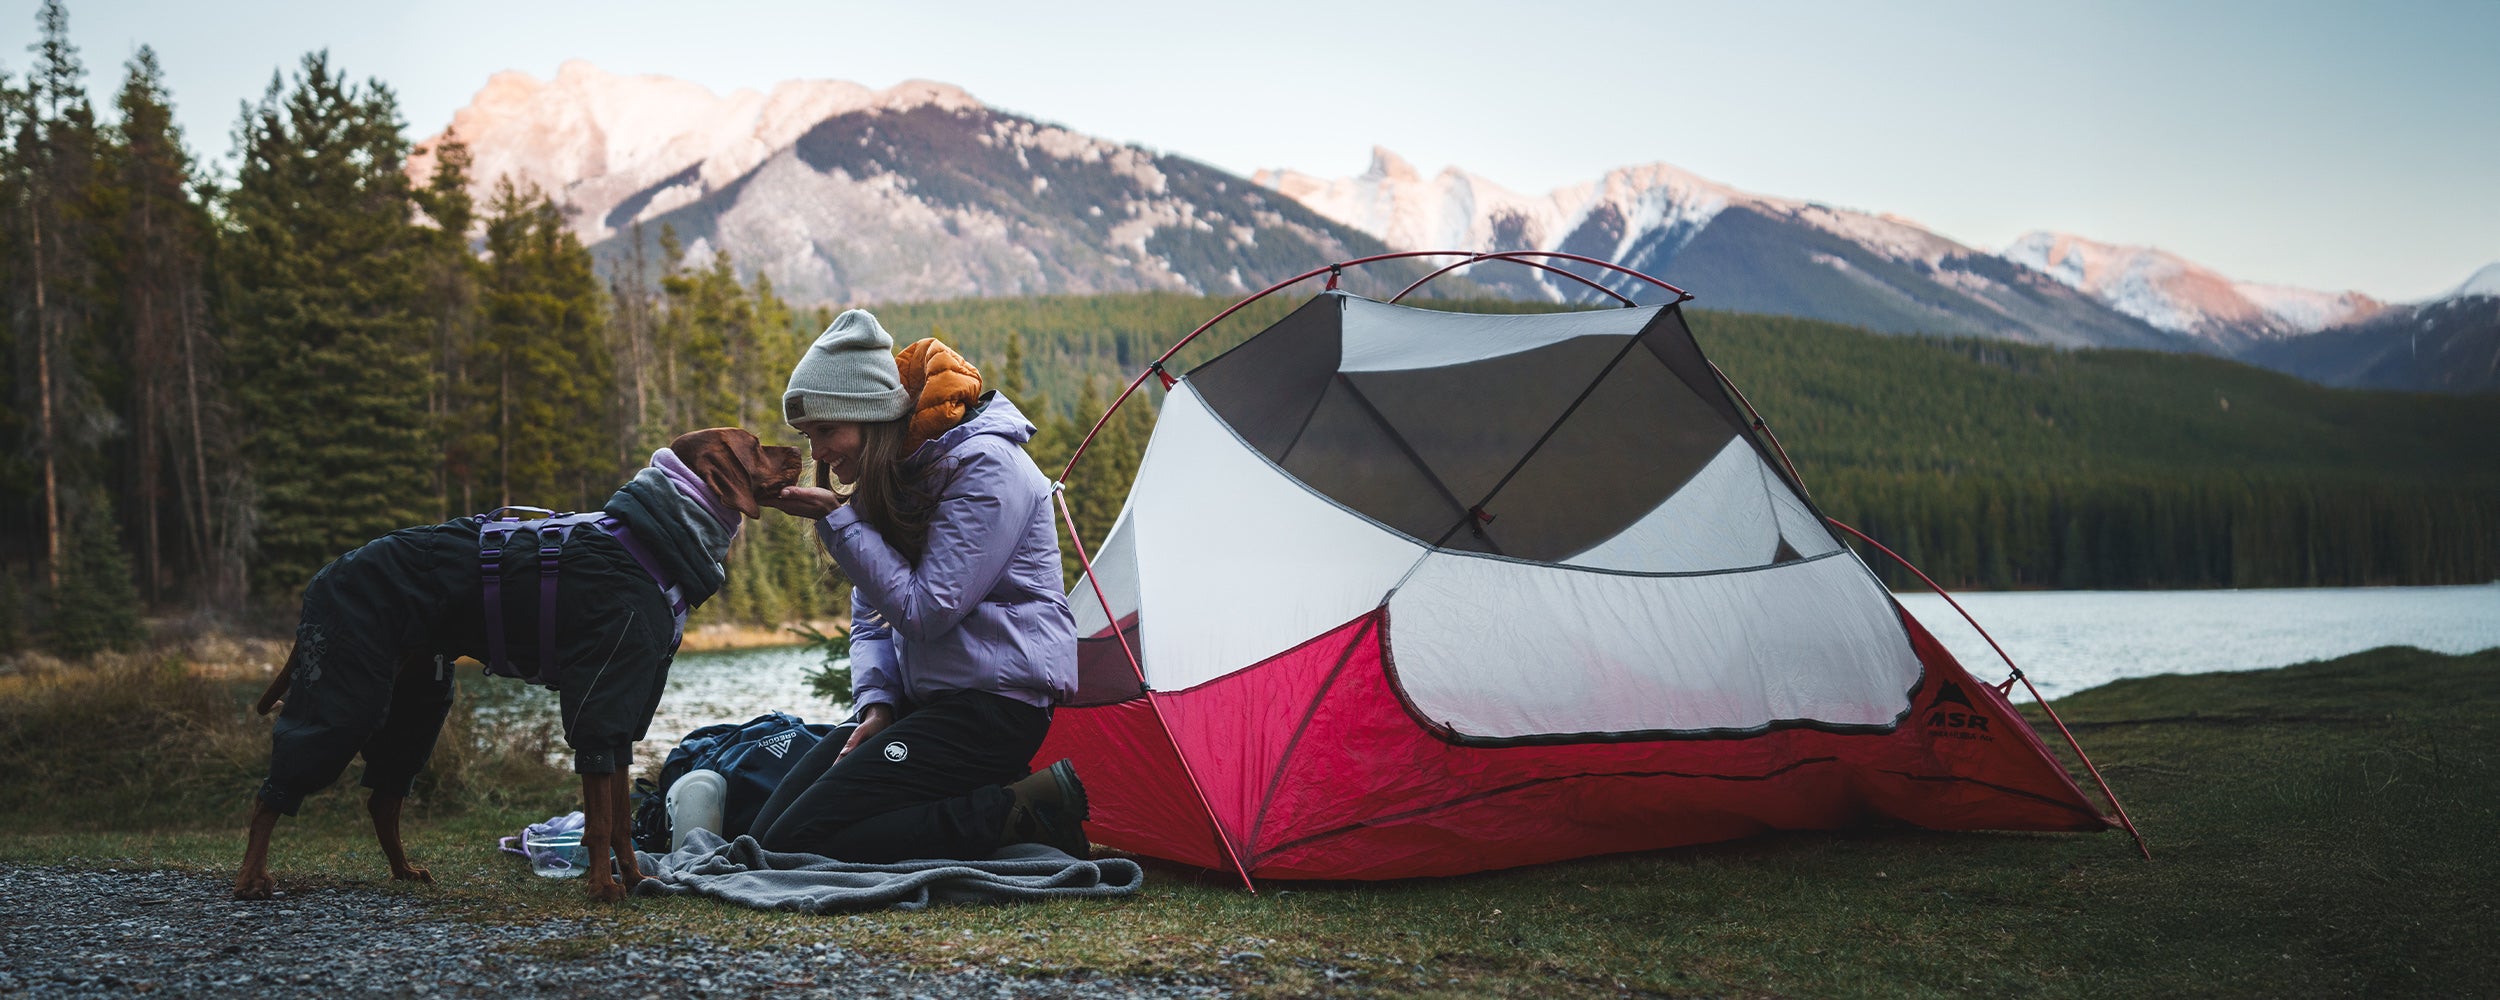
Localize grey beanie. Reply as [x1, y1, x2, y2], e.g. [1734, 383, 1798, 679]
[784, 309, 910, 428]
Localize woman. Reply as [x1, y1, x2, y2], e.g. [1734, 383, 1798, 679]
[753, 308, 1087, 861]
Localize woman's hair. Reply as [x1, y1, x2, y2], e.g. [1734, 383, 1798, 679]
[820, 415, 936, 563]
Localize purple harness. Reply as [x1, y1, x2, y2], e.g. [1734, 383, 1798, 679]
[476, 506, 689, 687]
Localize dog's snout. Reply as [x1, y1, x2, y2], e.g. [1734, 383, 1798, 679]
[762, 445, 804, 490]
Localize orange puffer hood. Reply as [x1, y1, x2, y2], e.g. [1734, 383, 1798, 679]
[896, 337, 985, 456]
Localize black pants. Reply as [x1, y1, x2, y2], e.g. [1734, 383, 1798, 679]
[751, 690, 1049, 863]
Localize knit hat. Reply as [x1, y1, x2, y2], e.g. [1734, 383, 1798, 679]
[783, 309, 911, 427]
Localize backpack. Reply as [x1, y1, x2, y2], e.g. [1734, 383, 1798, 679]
[631, 711, 853, 853]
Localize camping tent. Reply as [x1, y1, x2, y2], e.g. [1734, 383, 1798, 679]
[1034, 254, 2129, 883]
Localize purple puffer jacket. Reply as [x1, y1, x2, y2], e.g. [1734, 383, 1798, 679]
[815, 392, 1078, 711]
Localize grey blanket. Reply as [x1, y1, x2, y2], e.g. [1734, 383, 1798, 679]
[632, 829, 1145, 912]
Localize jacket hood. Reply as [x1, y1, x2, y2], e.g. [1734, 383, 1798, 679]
[909, 390, 1035, 466]
[896, 337, 984, 455]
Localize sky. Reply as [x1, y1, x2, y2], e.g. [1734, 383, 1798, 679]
[5, 0, 2493, 302]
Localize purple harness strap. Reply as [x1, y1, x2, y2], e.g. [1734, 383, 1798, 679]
[478, 508, 685, 686]
[598, 517, 691, 618]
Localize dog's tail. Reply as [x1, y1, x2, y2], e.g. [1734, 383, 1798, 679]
[254, 644, 299, 716]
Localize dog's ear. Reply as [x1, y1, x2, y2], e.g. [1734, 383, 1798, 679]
[670, 428, 799, 520]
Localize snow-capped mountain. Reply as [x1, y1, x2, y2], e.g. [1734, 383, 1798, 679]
[1256, 148, 1743, 267]
[2444, 262, 2500, 301]
[410, 61, 976, 247]
[2241, 262, 2500, 393]
[411, 65, 2480, 391]
[410, 63, 1383, 304]
[1999, 232, 2387, 349]
[1256, 149, 2188, 351]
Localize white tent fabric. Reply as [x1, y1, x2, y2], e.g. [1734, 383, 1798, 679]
[1562, 437, 1845, 572]
[1386, 550, 1921, 738]
[1070, 503, 1139, 638]
[1074, 294, 1908, 731]
[1765, 463, 1839, 559]
[1125, 383, 1428, 692]
[1339, 296, 1664, 372]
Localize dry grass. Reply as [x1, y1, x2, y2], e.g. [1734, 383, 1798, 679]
[0, 652, 571, 829]
[2, 646, 2494, 997]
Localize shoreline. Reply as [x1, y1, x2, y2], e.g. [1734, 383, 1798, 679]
[675, 621, 833, 653]
[5, 619, 837, 683]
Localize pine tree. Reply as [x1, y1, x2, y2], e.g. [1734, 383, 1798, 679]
[467, 179, 615, 509]
[105, 45, 233, 611]
[220, 52, 440, 600]
[607, 222, 663, 468]
[44, 491, 144, 656]
[5, 0, 114, 596]
[655, 247, 754, 433]
[413, 128, 479, 519]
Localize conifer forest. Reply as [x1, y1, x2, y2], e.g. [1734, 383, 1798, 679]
[1, 2, 2493, 659]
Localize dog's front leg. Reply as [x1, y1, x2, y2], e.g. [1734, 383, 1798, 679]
[367, 792, 431, 884]
[604, 768, 648, 889]
[233, 798, 282, 900]
[580, 772, 629, 902]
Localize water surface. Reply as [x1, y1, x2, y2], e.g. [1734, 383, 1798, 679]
[478, 584, 2500, 767]
[1897, 584, 2500, 699]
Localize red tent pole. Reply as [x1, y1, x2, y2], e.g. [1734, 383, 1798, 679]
[1058, 249, 1695, 483]
[1704, 358, 2148, 860]
[1060, 251, 1482, 483]
[1052, 489, 1260, 891]
[1388, 252, 1638, 306]
[1708, 361, 1813, 501]
[1046, 250, 1703, 886]
[1825, 519, 2152, 861]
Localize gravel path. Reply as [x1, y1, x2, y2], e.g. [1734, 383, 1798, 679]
[0, 864, 1238, 998]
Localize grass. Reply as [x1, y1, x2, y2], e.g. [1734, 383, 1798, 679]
[1, 645, 2493, 997]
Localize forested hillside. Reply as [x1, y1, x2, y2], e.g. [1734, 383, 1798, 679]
[1691, 312, 2500, 588]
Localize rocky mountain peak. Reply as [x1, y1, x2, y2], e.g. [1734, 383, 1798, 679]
[408, 61, 976, 246]
[2001, 231, 2385, 345]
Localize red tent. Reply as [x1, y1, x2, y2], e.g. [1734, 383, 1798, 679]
[1036, 253, 2140, 884]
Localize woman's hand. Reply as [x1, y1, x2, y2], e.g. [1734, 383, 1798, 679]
[840, 703, 895, 758]
[762, 486, 845, 520]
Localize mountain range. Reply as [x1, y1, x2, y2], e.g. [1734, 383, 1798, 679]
[410, 62, 2496, 393]
[410, 61, 1384, 305]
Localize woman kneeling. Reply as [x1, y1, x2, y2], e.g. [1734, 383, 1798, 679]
[756, 309, 1086, 861]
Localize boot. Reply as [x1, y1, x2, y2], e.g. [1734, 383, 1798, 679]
[1002, 758, 1091, 859]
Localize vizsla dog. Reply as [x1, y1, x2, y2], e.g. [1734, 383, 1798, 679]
[234, 427, 802, 903]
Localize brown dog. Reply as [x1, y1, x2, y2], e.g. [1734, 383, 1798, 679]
[235, 427, 802, 903]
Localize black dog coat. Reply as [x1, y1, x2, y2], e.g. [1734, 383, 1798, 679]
[259, 497, 714, 815]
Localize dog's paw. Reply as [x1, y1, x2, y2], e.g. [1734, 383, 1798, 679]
[232, 871, 275, 900]
[389, 864, 432, 884]
[585, 877, 631, 904]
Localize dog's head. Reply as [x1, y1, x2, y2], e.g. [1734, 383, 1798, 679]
[669, 428, 805, 520]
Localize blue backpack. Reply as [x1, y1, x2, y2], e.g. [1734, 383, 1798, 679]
[631, 711, 853, 852]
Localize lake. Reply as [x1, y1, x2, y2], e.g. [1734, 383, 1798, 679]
[477, 583, 2500, 769]
[1896, 583, 2500, 699]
